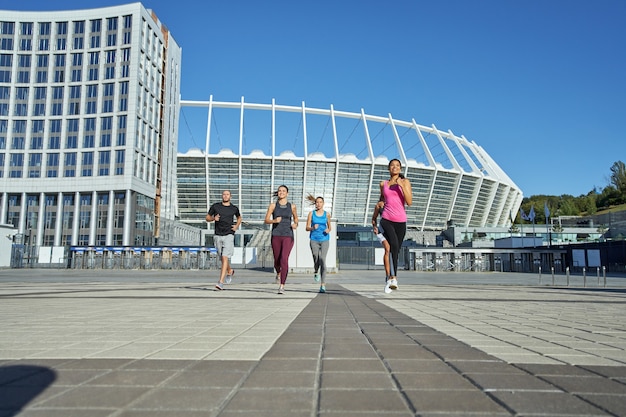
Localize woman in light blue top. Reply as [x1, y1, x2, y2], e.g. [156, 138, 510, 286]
[305, 194, 331, 293]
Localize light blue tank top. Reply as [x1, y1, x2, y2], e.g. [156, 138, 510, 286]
[310, 210, 329, 242]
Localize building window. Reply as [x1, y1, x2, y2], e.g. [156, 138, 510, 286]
[98, 150, 110, 176]
[9, 153, 23, 178]
[28, 153, 42, 178]
[64, 152, 76, 177]
[115, 149, 124, 175]
[47, 153, 59, 177]
[81, 151, 93, 176]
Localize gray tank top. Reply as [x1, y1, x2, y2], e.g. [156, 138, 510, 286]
[272, 202, 294, 237]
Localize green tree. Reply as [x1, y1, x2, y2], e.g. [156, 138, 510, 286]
[609, 161, 626, 196]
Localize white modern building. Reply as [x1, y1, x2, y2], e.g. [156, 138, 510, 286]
[0, 3, 193, 248]
[177, 97, 524, 240]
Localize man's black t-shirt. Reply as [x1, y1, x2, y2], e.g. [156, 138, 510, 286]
[208, 203, 240, 236]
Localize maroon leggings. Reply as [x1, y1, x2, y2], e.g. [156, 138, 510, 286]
[272, 235, 294, 285]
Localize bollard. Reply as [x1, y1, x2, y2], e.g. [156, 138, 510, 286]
[597, 267, 600, 286]
[551, 266, 555, 286]
[583, 267, 586, 287]
[603, 266, 607, 287]
[566, 266, 570, 286]
[539, 266, 542, 284]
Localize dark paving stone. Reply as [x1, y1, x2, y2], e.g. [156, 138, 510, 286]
[386, 358, 458, 374]
[320, 389, 409, 413]
[579, 393, 626, 416]
[241, 370, 317, 388]
[162, 370, 247, 388]
[224, 388, 314, 411]
[129, 387, 232, 410]
[323, 343, 378, 359]
[85, 369, 177, 386]
[17, 409, 114, 417]
[490, 391, 609, 415]
[260, 342, 321, 359]
[452, 360, 528, 375]
[185, 360, 255, 373]
[403, 389, 507, 414]
[465, 372, 562, 391]
[53, 358, 134, 370]
[540, 375, 626, 394]
[254, 358, 318, 372]
[322, 358, 388, 373]
[394, 372, 478, 390]
[36, 385, 151, 408]
[515, 363, 602, 377]
[582, 365, 626, 379]
[321, 372, 396, 389]
[426, 345, 497, 361]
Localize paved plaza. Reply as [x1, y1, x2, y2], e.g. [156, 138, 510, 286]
[1, 268, 625, 416]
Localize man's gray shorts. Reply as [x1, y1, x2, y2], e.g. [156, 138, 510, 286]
[214, 234, 234, 258]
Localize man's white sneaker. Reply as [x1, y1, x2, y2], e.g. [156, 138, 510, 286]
[384, 282, 393, 294]
[389, 279, 398, 290]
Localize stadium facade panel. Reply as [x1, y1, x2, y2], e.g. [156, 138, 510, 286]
[178, 96, 523, 231]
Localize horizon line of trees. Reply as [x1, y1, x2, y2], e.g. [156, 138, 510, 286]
[518, 161, 626, 224]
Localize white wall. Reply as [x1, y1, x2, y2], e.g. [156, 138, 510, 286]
[289, 218, 338, 273]
[0, 224, 17, 267]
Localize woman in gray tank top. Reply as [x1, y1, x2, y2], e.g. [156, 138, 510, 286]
[264, 185, 299, 294]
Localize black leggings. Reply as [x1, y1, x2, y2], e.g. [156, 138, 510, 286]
[379, 218, 406, 277]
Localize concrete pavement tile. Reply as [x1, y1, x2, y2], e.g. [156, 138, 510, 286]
[465, 372, 562, 391]
[428, 345, 498, 361]
[253, 358, 318, 372]
[375, 344, 438, 359]
[394, 372, 478, 390]
[120, 359, 195, 370]
[318, 412, 412, 417]
[36, 385, 151, 408]
[116, 411, 212, 417]
[450, 360, 527, 375]
[322, 358, 388, 373]
[403, 389, 507, 414]
[579, 393, 626, 417]
[321, 372, 395, 389]
[581, 365, 626, 378]
[241, 370, 317, 388]
[490, 391, 609, 415]
[541, 375, 626, 394]
[85, 369, 177, 386]
[162, 370, 246, 388]
[16, 409, 114, 417]
[515, 363, 606, 377]
[319, 389, 409, 413]
[385, 358, 458, 374]
[129, 387, 232, 410]
[255, 343, 321, 359]
[219, 411, 312, 417]
[322, 343, 378, 359]
[185, 360, 255, 373]
[224, 388, 314, 411]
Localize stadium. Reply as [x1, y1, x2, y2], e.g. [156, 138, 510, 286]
[177, 96, 523, 243]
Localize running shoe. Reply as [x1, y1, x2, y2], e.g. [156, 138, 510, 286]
[384, 281, 392, 294]
[314, 273, 320, 282]
[389, 279, 398, 290]
[215, 282, 224, 291]
[278, 286, 285, 294]
[319, 285, 326, 293]
[225, 270, 234, 284]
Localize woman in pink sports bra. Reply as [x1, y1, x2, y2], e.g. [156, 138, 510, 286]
[379, 158, 412, 293]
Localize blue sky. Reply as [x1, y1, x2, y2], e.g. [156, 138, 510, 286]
[10, 0, 626, 197]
